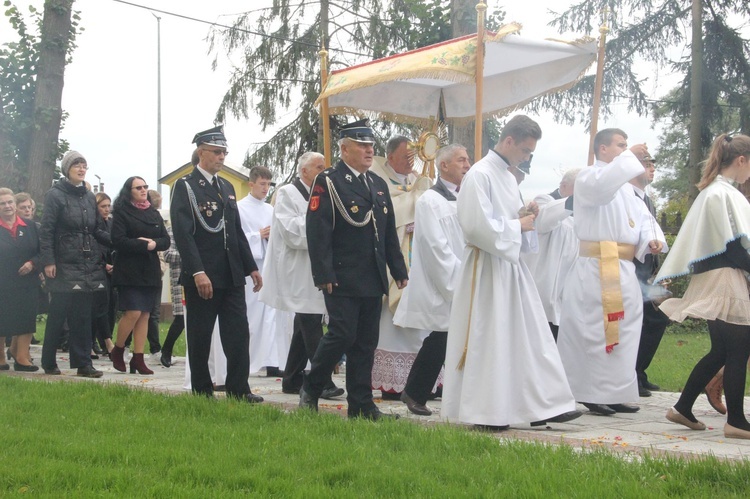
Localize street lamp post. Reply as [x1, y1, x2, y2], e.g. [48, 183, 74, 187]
[153, 13, 162, 194]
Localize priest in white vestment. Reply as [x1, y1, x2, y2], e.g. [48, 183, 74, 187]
[394, 144, 471, 416]
[557, 128, 667, 416]
[521, 168, 581, 340]
[443, 115, 580, 428]
[369, 136, 433, 396]
[237, 167, 289, 375]
[258, 152, 343, 398]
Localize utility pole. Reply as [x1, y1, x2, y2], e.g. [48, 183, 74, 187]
[153, 13, 163, 194]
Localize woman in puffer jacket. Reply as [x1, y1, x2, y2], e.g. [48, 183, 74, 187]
[39, 151, 111, 377]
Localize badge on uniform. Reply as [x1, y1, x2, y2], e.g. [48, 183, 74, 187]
[351, 206, 359, 213]
[310, 196, 320, 211]
[313, 185, 325, 195]
[384, 207, 388, 214]
[199, 179, 206, 187]
[345, 174, 352, 182]
[18, 230, 23, 237]
[377, 191, 384, 196]
[229, 194, 235, 200]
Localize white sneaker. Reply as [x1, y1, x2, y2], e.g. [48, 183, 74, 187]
[149, 352, 161, 362]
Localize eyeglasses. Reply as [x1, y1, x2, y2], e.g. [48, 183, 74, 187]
[132, 185, 149, 191]
[202, 148, 228, 156]
[71, 163, 89, 170]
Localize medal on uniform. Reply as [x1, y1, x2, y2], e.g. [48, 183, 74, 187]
[384, 207, 388, 214]
[351, 206, 359, 213]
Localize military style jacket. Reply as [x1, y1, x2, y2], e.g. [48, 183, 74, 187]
[170, 167, 257, 289]
[306, 161, 407, 297]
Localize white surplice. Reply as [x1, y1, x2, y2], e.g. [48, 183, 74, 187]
[521, 193, 578, 326]
[442, 152, 576, 426]
[393, 183, 463, 331]
[369, 160, 433, 392]
[258, 183, 325, 314]
[557, 150, 667, 404]
[237, 194, 287, 373]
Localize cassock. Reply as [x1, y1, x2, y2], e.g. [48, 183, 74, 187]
[442, 151, 576, 427]
[237, 194, 289, 373]
[557, 150, 667, 404]
[521, 191, 578, 327]
[369, 159, 433, 393]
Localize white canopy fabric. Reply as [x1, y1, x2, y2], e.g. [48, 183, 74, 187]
[316, 23, 597, 126]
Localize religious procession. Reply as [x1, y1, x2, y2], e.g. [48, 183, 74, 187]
[3, 3, 750, 454]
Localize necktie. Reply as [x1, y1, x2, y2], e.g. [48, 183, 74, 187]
[212, 176, 222, 199]
[359, 173, 368, 189]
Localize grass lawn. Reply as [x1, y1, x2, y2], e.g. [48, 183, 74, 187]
[2, 376, 750, 496]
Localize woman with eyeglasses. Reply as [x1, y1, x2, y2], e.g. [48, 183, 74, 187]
[109, 177, 169, 375]
[39, 151, 111, 377]
[656, 134, 750, 439]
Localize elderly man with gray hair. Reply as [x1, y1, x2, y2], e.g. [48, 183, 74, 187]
[258, 152, 344, 399]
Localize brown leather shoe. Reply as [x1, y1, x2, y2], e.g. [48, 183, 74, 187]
[705, 367, 727, 415]
[400, 391, 432, 416]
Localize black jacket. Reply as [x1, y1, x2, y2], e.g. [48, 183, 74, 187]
[306, 161, 407, 297]
[39, 179, 110, 293]
[0, 217, 40, 289]
[170, 168, 257, 289]
[111, 202, 170, 287]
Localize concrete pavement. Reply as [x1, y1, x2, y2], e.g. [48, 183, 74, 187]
[12, 344, 750, 461]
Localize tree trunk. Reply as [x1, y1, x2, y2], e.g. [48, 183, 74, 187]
[450, 0, 478, 159]
[687, 0, 703, 204]
[25, 0, 75, 206]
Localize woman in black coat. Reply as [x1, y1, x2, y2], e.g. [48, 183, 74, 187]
[0, 188, 41, 371]
[109, 176, 169, 375]
[39, 151, 111, 377]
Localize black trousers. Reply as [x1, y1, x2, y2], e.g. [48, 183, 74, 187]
[404, 330, 447, 405]
[161, 314, 184, 355]
[185, 286, 251, 398]
[91, 285, 112, 351]
[304, 295, 381, 413]
[42, 292, 95, 370]
[282, 313, 335, 392]
[635, 301, 670, 384]
[146, 284, 162, 353]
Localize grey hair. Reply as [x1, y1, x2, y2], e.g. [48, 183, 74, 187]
[386, 135, 409, 156]
[435, 144, 467, 170]
[297, 152, 325, 175]
[561, 168, 581, 185]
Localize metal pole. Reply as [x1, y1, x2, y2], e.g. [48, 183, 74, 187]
[153, 13, 163, 194]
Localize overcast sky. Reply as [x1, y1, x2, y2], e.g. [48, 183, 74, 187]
[2, 0, 685, 202]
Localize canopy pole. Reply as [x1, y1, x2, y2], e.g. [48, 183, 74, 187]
[587, 12, 608, 165]
[474, 1, 487, 162]
[319, 46, 332, 167]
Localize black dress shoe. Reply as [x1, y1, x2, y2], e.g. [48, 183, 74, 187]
[474, 424, 510, 432]
[6, 348, 13, 361]
[581, 402, 616, 416]
[282, 386, 301, 395]
[0, 363, 9, 371]
[240, 392, 264, 404]
[77, 365, 103, 378]
[266, 367, 284, 377]
[400, 391, 432, 416]
[348, 407, 399, 421]
[299, 388, 318, 411]
[531, 410, 583, 427]
[14, 363, 39, 372]
[638, 386, 652, 397]
[44, 366, 61, 375]
[321, 386, 345, 399]
[607, 403, 640, 413]
[641, 380, 660, 391]
[160, 352, 172, 368]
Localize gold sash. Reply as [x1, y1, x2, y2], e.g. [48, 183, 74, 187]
[578, 241, 636, 353]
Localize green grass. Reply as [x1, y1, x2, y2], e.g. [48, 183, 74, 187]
[2, 376, 750, 496]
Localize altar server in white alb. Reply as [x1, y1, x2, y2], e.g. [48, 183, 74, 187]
[258, 152, 343, 399]
[442, 115, 581, 429]
[557, 128, 667, 416]
[237, 166, 287, 376]
[521, 168, 580, 340]
[393, 144, 471, 416]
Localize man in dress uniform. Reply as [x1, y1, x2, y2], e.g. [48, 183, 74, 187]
[631, 154, 671, 397]
[299, 120, 408, 420]
[170, 125, 264, 403]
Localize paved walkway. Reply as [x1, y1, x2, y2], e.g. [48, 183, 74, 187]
[12, 345, 750, 461]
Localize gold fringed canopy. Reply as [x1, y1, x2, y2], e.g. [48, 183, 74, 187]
[315, 23, 597, 127]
